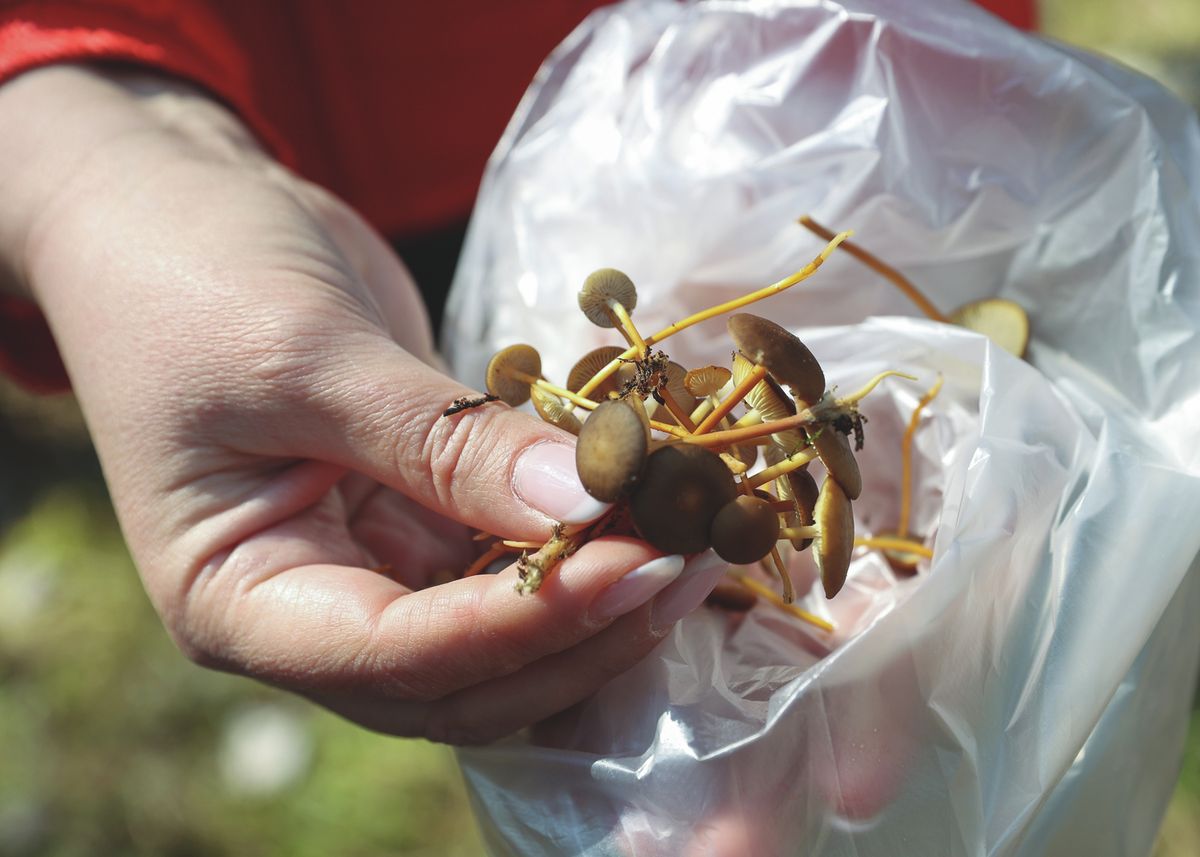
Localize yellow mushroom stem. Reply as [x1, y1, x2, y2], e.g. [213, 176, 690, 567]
[898, 375, 944, 537]
[748, 447, 820, 490]
[779, 525, 819, 542]
[605, 299, 649, 358]
[731, 410, 764, 430]
[695, 364, 768, 435]
[687, 411, 814, 448]
[769, 544, 795, 603]
[463, 542, 511, 577]
[575, 231, 852, 400]
[731, 573, 834, 632]
[855, 535, 934, 559]
[835, 370, 919, 408]
[656, 385, 698, 432]
[502, 539, 547, 550]
[503, 367, 689, 438]
[689, 394, 718, 424]
[798, 216, 950, 323]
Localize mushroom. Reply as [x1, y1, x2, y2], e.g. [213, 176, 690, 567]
[726, 313, 826, 408]
[529, 385, 583, 435]
[575, 398, 651, 502]
[710, 493, 781, 564]
[485, 344, 543, 406]
[778, 467, 820, 551]
[684, 364, 731, 423]
[800, 215, 1030, 358]
[578, 268, 648, 356]
[778, 476, 856, 598]
[731, 352, 807, 454]
[807, 424, 862, 500]
[629, 443, 737, 554]
[567, 346, 634, 400]
[950, 298, 1029, 358]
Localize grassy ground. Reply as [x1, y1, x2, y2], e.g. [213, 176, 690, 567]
[1, 3, 1198, 856]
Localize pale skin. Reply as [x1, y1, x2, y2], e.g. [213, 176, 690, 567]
[0, 64, 716, 745]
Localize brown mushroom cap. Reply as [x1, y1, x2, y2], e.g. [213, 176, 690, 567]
[578, 268, 638, 328]
[949, 298, 1030, 358]
[630, 444, 737, 554]
[684, 365, 732, 398]
[485, 344, 542, 406]
[779, 467, 819, 551]
[575, 399, 650, 501]
[706, 578, 758, 612]
[727, 314, 826, 407]
[710, 494, 780, 564]
[567, 346, 632, 400]
[809, 425, 862, 500]
[530, 385, 583, 435]
[814, 476, 855, 599]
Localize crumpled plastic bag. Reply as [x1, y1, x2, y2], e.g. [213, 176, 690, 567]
[442, 1, 1200, 854]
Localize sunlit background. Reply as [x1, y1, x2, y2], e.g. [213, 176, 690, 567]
[1, 2, 1197, 855]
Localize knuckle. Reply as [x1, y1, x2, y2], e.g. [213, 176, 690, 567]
[411, 405, 505, 509]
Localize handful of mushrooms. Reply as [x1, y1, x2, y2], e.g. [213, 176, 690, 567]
[451, 223, 1028, 633]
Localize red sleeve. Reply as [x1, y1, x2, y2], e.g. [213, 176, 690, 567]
[0, 0, 291, 393]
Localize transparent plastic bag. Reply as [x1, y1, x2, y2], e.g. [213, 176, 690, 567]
[443, 1, 1200, 854]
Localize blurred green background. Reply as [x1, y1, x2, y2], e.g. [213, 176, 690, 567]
[2, 2, 1199, 855]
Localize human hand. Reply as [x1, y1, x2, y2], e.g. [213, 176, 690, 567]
[0, 66, 729, 743]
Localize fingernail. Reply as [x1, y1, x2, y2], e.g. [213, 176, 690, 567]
[590, 555, 685, 621]
[513, 442, 611, 525]
[651, 550, 729, 632]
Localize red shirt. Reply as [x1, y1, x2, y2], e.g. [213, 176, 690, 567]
[0, 0, 1036, 391]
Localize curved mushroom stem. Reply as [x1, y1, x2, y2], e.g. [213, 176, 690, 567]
[695, 364, 767, 434]
[898, 375, 943, 537]
[463, 541, 512, 577]
[835, 370, 918, 408]
[748, 447, 819, 489]
[731, 573, 834, 632]
[575, 231, 852, 400]
[855, 535, 933, 559]
[798, 216, 950, 323]
[605, 299, 649, 358]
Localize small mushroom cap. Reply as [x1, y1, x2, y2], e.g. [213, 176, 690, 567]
[950, 298, 1029, 358]
[711, 494, 781, 565]
[485, 344, 542, 406]
[875, 532, 924, 577]
[727, 314, 826, 406]
[630, 443, 737, 554]
[814, 477, 855, 599]
[579, 268, 638, 328]
[779, 468, 820, 551]
[576, 398, 650, 501]
[567, 346, 633, 400]
[530, 385, 583, 435]
[684, 365, 732, 398]
[810, 425, 862, 500]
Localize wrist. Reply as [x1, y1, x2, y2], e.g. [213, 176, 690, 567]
[0, 64, 268, 301]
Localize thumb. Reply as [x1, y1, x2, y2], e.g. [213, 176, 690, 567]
[308, 341, 609, 539]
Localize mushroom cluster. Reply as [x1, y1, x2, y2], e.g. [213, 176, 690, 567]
[475, 232, 912, 619]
